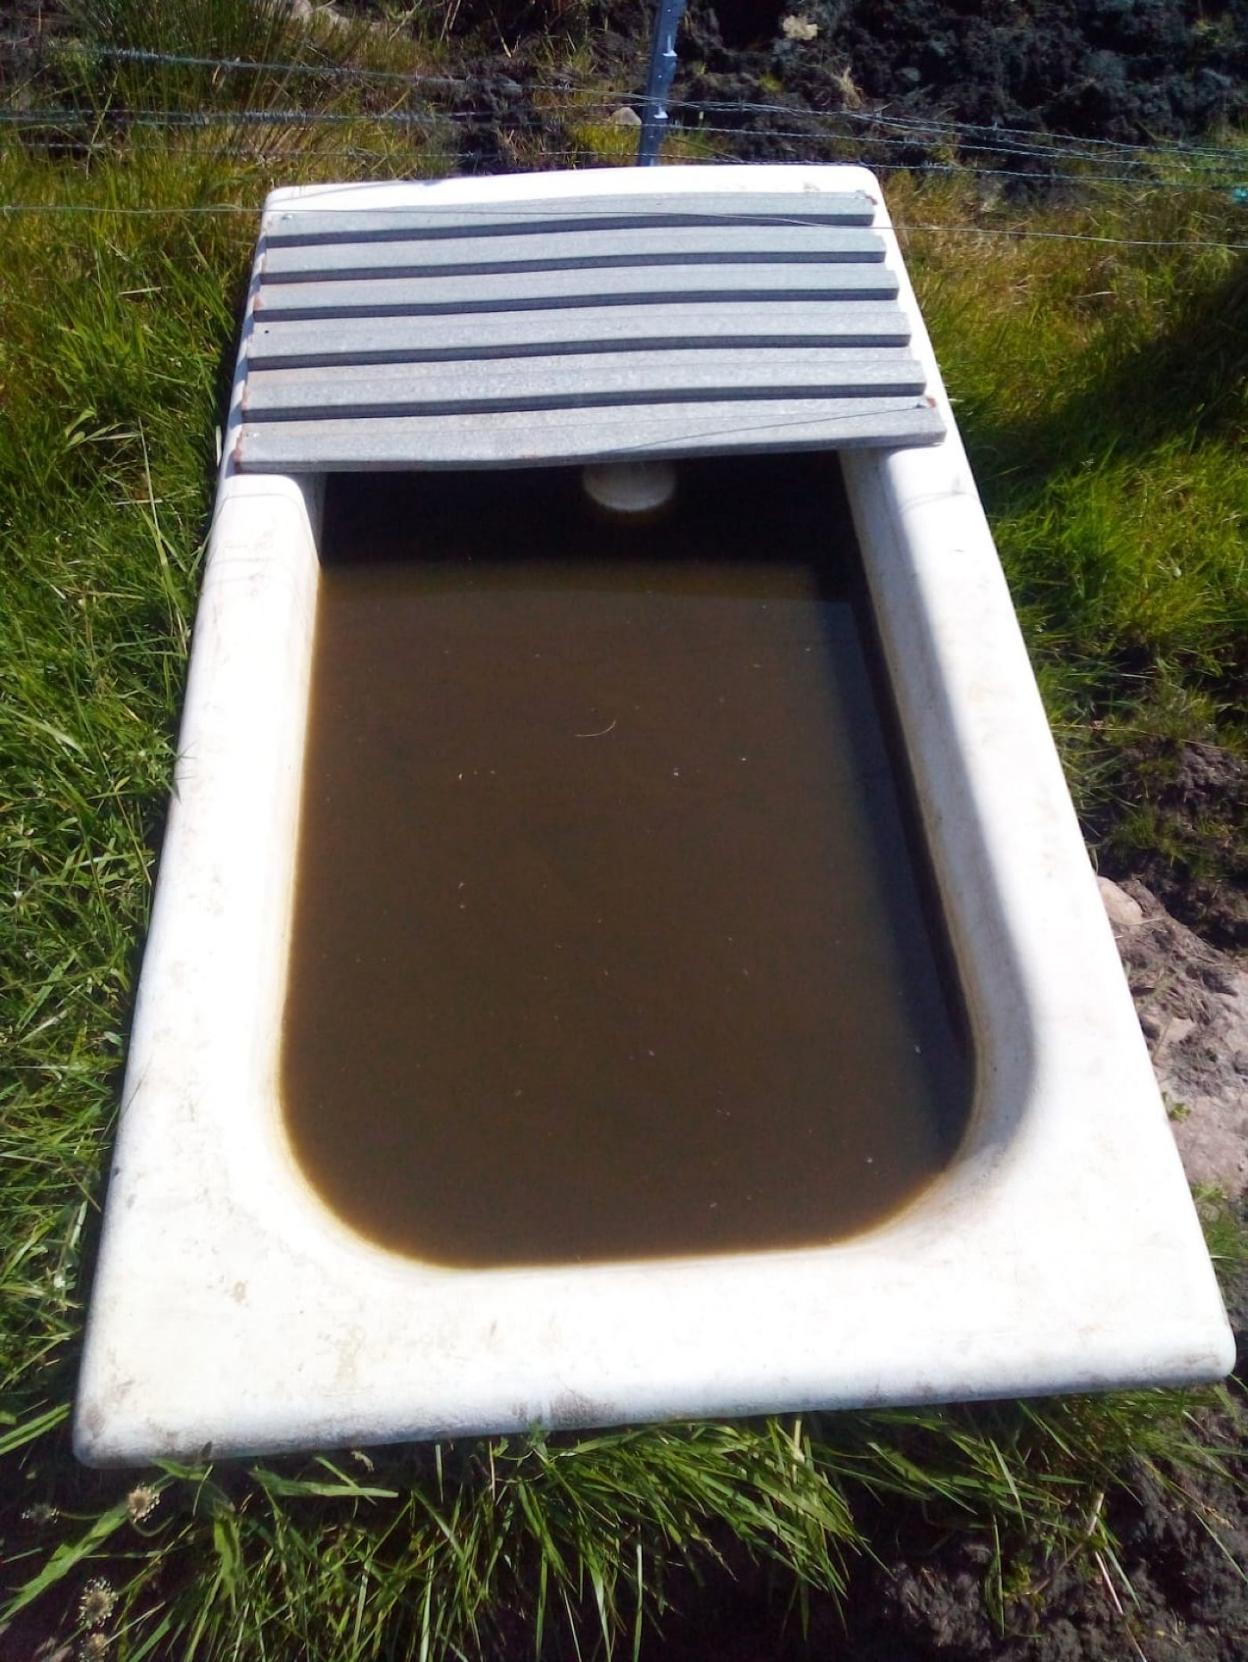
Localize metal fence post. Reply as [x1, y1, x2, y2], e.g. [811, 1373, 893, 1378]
[637, 0, 689, 166]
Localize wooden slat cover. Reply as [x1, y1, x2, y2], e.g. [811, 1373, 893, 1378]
[234, 186, 944, 469]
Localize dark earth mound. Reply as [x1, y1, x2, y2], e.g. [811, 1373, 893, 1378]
[672, 0, 1247, 153]
[433, 0, 1248, 175]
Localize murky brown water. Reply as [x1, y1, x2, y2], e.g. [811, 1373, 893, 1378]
[280, 457, 972, 1266]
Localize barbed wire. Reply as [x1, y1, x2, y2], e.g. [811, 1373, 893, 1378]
[7, 126, 1243, 194]
[676, 118, 1231, 172]
[1, 107, 485, 129]
[20, 143, 592, 164]
[626, 123, 1247, 187]
[3, 40, 1246, 231]
[0, 194, 1243, 252]
[64, 43, 471, 88]
[5, 115, 1246, 196]
[894, 221, 1248, 250]
[12, 39, 1248, 164]
[670, 97, 1248, 164]
[4, 100, 1233, 176]
[14, 141, 1229, 192]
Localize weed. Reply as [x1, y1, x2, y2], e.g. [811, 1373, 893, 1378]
[829, 62, 864, 109]
[1198, 1189, 1248, 1281]
[565, 115, 720, 165]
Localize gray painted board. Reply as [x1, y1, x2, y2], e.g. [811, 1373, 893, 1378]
[236, 396, 943, 470]
[254, 262, 899, 320]
[261, 225, 885, 282]
[261, 192, 877, 246]
[245, 303, 914, 368]
[243, 351, 928, 419]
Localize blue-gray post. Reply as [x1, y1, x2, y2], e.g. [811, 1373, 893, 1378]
[637, 0, 688, 166]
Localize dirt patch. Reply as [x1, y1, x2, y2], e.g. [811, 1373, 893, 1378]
[1096, 741, 1248, 955]
[639, 1380, 1248, 1661]
[475, 0, 1248, 171]
[360, 0, 1248, 174]
[677, 0, 1245, 149]
[1100, 876, 1248, 1198]
[637, 876, 1248, 1662]
[855, 1441, 1248, 1662]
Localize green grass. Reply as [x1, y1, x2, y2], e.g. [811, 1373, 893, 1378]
[1, 9, 1246, 1657]
[885, 169, 1248, 822]
[3, 1424, 859, 1658]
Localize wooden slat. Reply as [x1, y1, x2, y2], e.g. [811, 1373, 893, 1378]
[243, 349, 927, 420]
[261, 191, 877, 246]
[235, 396, 943, 471]
[254, 263, 899, 321]
[261, 225, 885, 282]
[245, 303, 914, 369]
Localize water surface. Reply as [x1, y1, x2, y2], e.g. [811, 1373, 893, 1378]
[281, 457, 971, 1264]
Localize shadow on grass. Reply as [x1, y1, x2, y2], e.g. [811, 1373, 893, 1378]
[960, 259, 1248, 507]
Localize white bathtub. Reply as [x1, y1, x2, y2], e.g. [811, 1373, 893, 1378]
[74, 165, 1232, 1465]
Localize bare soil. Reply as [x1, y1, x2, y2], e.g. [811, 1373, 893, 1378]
[429, 0, 1248, 177]
[667, 0, 1247, 161]
[1097, 741, 1248, 954]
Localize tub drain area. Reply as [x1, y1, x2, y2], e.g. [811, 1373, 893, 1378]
[280, 453, 971, 1265]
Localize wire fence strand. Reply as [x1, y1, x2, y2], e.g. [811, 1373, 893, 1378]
[67, 43, 473, 89]
[9, 102, 1245, 179]
[0, 195, 1244, 252]
[4, 113, 1246, 198]
[10, 39, 1248, 163]
[671, 97, 1248, 164]
[4, 38, 1247, 243]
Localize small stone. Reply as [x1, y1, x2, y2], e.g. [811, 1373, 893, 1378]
[286, 0, 349, 25]
[1098, 875, 1144, 931]
[781, 15, 820, 41]
[607, 106, 643, 128]
[1160, 1016, 1199, 1049]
